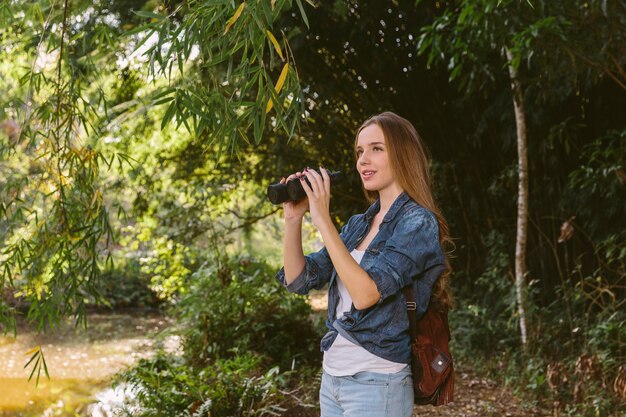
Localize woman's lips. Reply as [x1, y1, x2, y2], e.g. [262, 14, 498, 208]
[361, 170, 376, 180]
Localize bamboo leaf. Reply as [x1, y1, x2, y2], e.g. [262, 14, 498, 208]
[133, 11, 165, 21]
[275, 63, 289, 93]
[261, 0, 273, 23]
[294, 0, 309, 28]
[25, 345, 40, 357]
[162, 99, 177, 130]
[28, 357, 39, 381]
[153, 96, 175, 106]
[41, 351, 49, 379]
[266, 63, 289, 113]
[224, 2, 246, 35]
[266, 30, 284, 60]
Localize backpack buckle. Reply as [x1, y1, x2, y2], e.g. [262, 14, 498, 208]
[406, 301, 417, 311]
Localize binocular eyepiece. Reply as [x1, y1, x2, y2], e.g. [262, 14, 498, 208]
[267, 169, 343, 204]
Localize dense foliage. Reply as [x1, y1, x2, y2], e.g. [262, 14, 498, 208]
[119, 256, 322, 417]
[1, 0, 624, 416]
[281, 3, 625, 415]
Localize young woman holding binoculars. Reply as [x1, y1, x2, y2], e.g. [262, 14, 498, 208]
[276, 111, 452, 417]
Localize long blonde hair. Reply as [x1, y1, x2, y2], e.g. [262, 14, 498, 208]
[355, 112, 453, 307]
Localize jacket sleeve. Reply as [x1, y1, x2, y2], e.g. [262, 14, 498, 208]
[363, 207, 444, 305]
[276, 216, 356, 295]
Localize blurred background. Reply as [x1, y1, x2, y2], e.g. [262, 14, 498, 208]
[0, 0, 624, 416]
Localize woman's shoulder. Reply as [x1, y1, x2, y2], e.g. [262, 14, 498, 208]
[397, 201, 438, 230]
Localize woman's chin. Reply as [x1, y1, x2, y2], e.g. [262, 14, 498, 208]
[363, 184, 379, 192]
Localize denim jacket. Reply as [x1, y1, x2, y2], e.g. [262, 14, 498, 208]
[276, 192, 445, 364]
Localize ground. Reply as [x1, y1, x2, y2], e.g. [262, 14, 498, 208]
[281, 369, 546, 417]
[306, 290, 546, 417]
[0, 296, 549, 417]
[411, 371, 545, 417]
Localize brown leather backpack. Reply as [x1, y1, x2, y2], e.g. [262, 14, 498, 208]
[404, 287, 454, 405]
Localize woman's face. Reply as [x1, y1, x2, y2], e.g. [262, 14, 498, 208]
[355, 124, 400, 194]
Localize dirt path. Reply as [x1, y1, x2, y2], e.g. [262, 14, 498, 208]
[286, 369, 545, 417]
[0, 296, 548, 417]
[307, 290, 546, 417]
[412, 371, 545, 417]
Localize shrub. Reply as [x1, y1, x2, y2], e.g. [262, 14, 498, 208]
[116, 255, 323, 416]
[120, 353, 288, 417]
[178, 256, 321, 370]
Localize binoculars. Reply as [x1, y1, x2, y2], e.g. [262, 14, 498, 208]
[267, 169, 343, 204]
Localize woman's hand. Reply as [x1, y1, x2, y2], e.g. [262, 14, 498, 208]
[301, 167, 333, 230]
[281, 172, 309, 223]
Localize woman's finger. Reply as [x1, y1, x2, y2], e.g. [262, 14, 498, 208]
[308, 168, 325, 193]
[319, 167, 331, 195]
[283, 171, 303, 186]
[303, 169, 321, 196]
[300, 172, 313, 198]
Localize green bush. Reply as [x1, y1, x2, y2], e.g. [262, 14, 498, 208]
[178, 256, 322, 370]
[117, 255, 323, 416]
[449, 226, 625, 416]
[121, 353, 288, 417]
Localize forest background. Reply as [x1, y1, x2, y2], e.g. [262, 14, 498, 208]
[0, 0, 624, 416]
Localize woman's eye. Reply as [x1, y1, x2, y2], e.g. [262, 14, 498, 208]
[374, 147, 382, 151]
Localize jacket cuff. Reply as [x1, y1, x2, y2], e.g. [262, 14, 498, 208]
[366, 266, 400, 303]
[276, 264, 313, 295]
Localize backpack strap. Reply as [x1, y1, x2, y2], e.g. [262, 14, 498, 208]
[404, 286, 418, 341]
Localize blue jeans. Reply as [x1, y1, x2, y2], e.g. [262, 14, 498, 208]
[320, 367, 414, 417]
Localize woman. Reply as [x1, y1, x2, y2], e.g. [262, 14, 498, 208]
[276, 111, 452, 417]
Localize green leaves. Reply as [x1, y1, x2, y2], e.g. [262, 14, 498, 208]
[1, 0, 121, 334]
[133, 10, 167, 21]
[24, 345, 50, 386]
[0, 0, 314, 338]
[127, 0, 308, 151]
[418, 0, 545, 89]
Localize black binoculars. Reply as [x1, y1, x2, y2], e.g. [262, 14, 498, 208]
[267, 169, 343, 204]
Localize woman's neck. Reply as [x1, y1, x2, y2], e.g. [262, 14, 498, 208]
[378, 186, 404, 215]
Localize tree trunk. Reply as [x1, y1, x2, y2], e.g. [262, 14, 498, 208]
[505, 46, 529, 348]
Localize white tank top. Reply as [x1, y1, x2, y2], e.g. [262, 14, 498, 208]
[322, 249, 407, 376]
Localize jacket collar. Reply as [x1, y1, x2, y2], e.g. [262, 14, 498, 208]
[363, 192, 411, 224]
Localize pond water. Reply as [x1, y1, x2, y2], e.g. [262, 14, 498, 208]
[0, 311, 179, 416]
